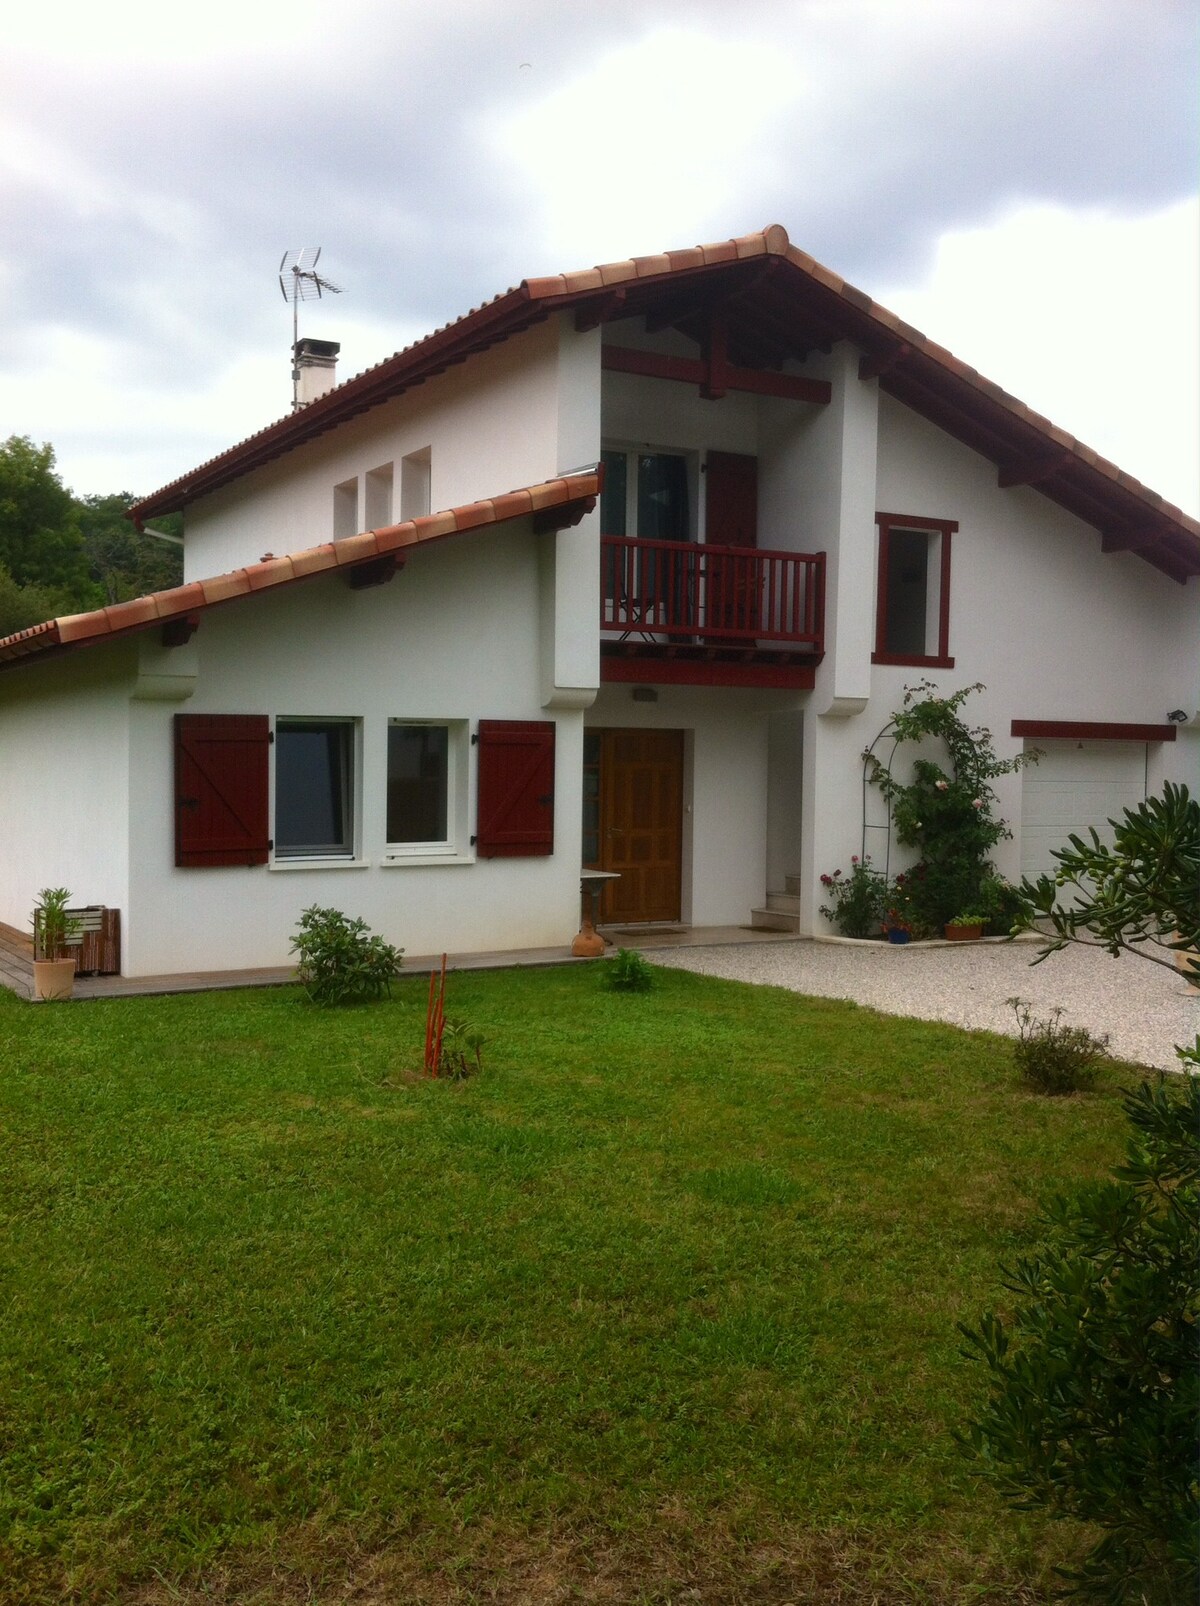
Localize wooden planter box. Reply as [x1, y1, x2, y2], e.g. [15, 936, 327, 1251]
[62, 907, 121, 975]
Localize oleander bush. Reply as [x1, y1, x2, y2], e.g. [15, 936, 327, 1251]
[960, 1076, 1200, 1603]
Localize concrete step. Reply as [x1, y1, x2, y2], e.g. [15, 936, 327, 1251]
[765, 891, 801, 914]
[784, 874, 802, 897]
[750, 904, 801, 933]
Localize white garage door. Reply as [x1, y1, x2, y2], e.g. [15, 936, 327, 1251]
[1019, 740, 1147, 879]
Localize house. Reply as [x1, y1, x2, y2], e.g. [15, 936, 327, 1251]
[0, 224, 1196, 979]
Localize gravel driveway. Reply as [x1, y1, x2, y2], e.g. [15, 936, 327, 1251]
[652, 937, 1198, 1072]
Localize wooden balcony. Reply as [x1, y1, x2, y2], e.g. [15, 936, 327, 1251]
[600, 535, 825, 689]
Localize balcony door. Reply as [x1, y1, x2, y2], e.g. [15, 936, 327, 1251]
[583, 728, 684, 924]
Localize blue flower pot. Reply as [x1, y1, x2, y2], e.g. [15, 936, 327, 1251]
[886, 927, 911, 944]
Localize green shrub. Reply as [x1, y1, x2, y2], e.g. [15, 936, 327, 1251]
[1007, 998, 1108, 1095]
[603, 947, 656, 991]
[960, 1076, 1200, 1602]
[433, 1016, 489, 1079]
[290, 906, 403, 1005]
[32, 886, 80, 959]
[819, 856, 887, 937]
[978, 874, 1030, 935]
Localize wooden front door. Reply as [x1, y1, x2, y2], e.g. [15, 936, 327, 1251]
[584, 729, 684, 923]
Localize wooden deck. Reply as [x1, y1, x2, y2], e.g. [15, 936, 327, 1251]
[0, 922, 34, 1000]
[0, 922, 799, 1002]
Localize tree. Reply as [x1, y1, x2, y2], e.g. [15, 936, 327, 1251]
[0, 561, 62, 638]
[77, 492, 182, 604]
[961, 784, 1200, 1600]
[961, 1079, 1199, 1602]
[0, 436, 94, 601]
[1019, 782, 1199, 975]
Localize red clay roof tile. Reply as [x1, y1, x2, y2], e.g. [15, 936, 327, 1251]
[0, 471, 601, 670]
[123, 225, 1197, 580]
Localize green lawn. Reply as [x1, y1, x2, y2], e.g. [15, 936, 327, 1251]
[0, 965, 1147, 1603]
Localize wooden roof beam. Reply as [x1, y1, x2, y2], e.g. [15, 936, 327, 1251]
[859, 342, 913, 382]
[1100, 521, 1174, 553]
[574, 289, 627, 332]
[600, 344, 831, 405]
[997, 449, 1074, 488]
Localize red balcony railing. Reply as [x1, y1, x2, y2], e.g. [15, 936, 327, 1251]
[601, 536, 825, 650]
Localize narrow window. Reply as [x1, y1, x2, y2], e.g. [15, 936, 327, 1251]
[637, 452, 689, 541]
[582, 730, 601, 866]
[333, 478, 359, 540]
[873, 513, 956, 667]
[364, 463, 394, 528]
[387, 723, 451, 850]
[600, 449, 628, 537]
[275, 720, 355, 858]
[400, 448, 432, 520]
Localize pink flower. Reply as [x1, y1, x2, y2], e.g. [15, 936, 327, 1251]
[935, 779, 949, 792]
[851, 855, 859, 864]
[972, 797, 983, 809]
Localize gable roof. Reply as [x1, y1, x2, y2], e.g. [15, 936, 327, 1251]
[0, 471, 600, 671]
[128, 224, 1200, 584]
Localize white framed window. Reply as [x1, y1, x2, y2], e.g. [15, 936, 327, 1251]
[384, 719, 470, 862]
[872, 512, 957, 668]
[600, 445, 692, 541]
[274, 717, 360, 861]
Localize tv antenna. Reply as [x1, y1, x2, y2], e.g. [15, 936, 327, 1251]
[279, 248, 343, 408]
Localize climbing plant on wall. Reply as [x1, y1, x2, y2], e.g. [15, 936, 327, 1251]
[863, 681, 1038, 934]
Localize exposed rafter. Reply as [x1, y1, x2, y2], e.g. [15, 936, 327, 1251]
[859, 342, 913, 381]
[996, 449, 1074, 488]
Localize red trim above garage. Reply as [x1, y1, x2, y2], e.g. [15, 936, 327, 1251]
[1011, 720, 1176, 742]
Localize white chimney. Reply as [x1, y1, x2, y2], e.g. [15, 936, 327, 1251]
[292, 337, 340, 408]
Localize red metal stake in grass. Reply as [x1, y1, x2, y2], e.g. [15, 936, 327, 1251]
[424, 954, 448, 1076]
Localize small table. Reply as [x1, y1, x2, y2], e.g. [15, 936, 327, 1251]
[573, 870, 620, 958]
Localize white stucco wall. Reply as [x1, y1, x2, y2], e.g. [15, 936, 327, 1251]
[182, 320, 566, 579]
[120, 521, 588, 975]
[0, 649, 134, 933]
[794, 390, 1199, 931]
[541, 319, 602, 707]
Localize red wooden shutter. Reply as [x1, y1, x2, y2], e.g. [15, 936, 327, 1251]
[475, 720, 555, 858]
[174, 714, 270, 867]
[705, 451, 758, 548]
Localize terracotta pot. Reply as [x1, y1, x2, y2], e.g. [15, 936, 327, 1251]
[1174, 934, 1200, 992]
[33, 957, 76, 1001]
[944, 922, 983, 942]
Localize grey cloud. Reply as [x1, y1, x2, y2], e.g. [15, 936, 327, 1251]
[1, 0, 1195, 488]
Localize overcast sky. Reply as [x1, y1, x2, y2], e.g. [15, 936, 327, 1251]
[2, 0, 1196, 515]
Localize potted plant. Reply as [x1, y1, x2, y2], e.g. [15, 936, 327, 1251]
[945, 911, 985, 942]
[883, 873, 916, 943]
[32, 887, 80, 1001]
